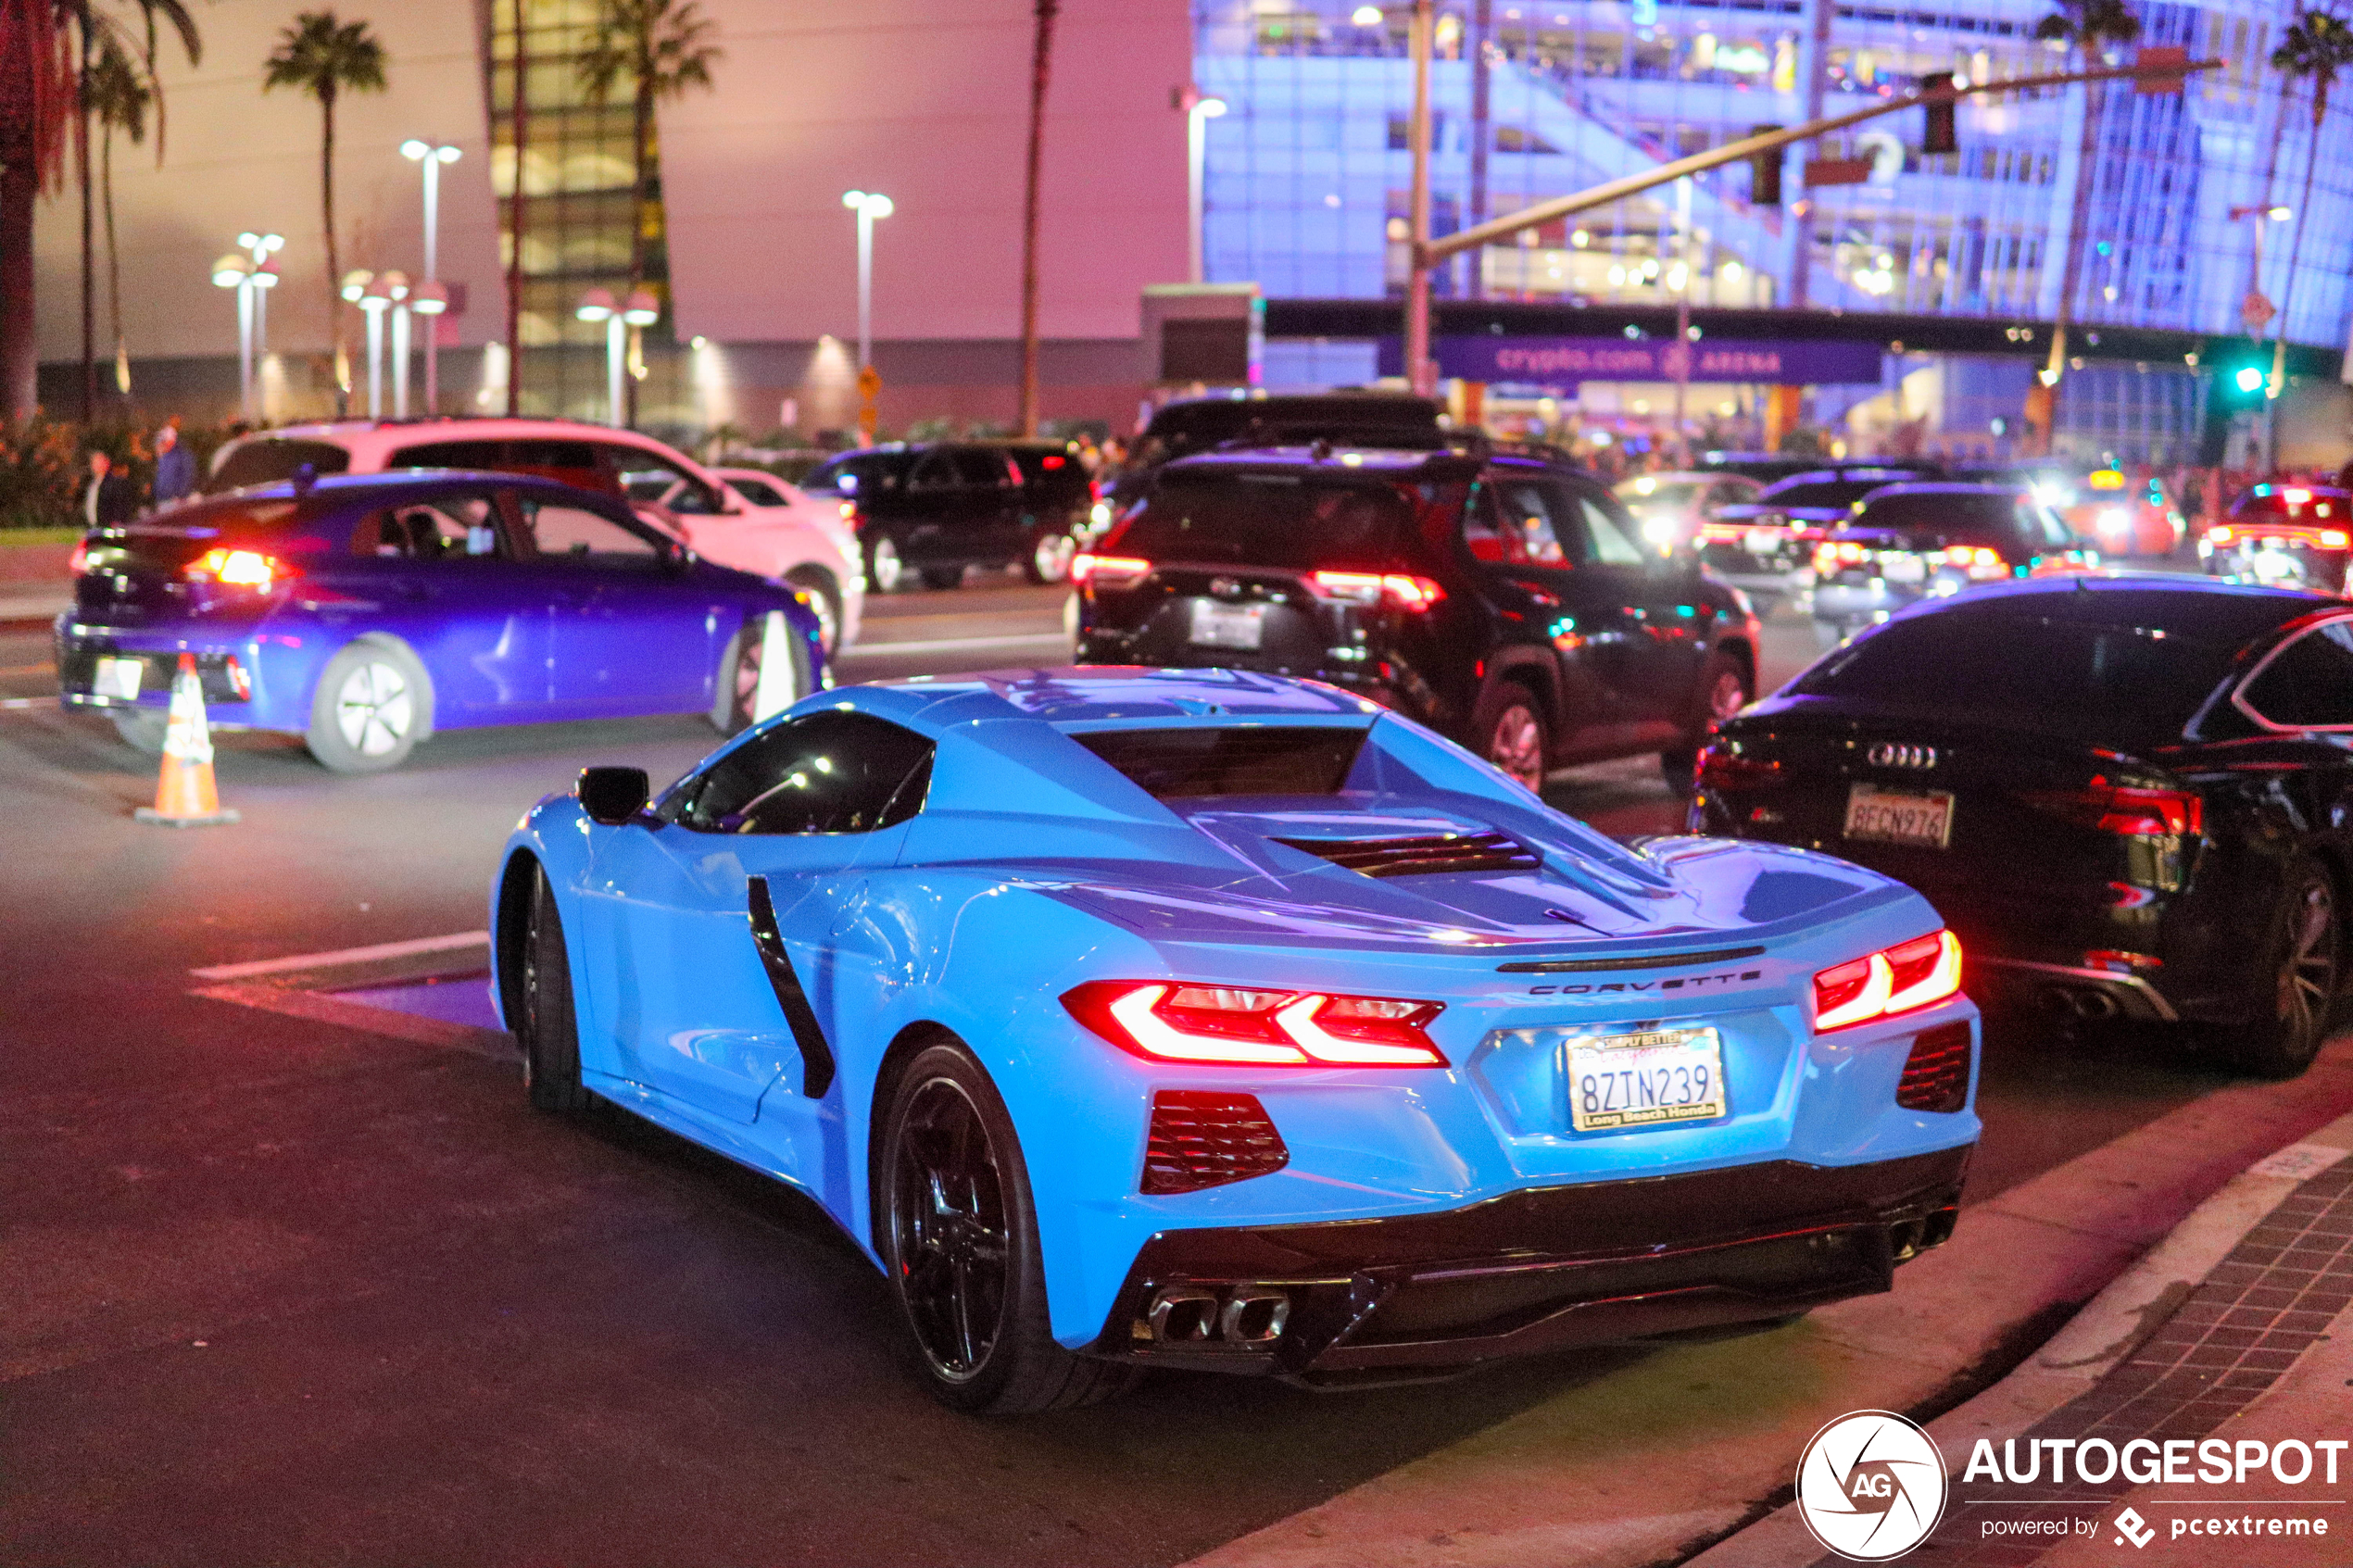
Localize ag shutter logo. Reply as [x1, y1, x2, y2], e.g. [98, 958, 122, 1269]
[1796, 1410, 1949, 1561]
[2112, 1505, 2156, 1548]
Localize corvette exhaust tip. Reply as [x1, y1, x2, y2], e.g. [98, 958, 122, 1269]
[1144, 1284, 1291, 1347]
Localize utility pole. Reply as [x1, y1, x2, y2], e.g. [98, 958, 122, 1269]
[506, 0, 526, 416]
[1467, 0, 1491, 301]
[1403, 0, 1435, 398]
[1017, 0, 1058, 438]
[1788, 0, 1833, 310]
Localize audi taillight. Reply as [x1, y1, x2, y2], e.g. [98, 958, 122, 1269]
[1062, 981, 1448, 1067]
[1812, 930, 1964, 1032]
[2021, 778, 2203, 837]
[1306, 571, 1446, 610]
[1698, 740, 1780, 790]
[1070, 552, 1151, 588]
[186, 547, 292, 593]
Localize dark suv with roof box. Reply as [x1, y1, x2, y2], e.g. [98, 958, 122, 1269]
[1072, 445, 1760, 792]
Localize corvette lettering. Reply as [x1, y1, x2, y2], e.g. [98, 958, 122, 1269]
[1529, 968, 1765, 996]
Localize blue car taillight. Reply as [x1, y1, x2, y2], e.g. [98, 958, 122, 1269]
[1062, 980, 1448, 1066]
[1812, 930, 1963, 1032]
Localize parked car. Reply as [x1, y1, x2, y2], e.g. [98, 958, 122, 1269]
[1697, 452, 1944, 486]
[1692, 576, 2353, 1078]
[1614, 470, 1763, 555]
[2055, 469, 2184, 558]
[497, 667, 1977, 1411]
[1809, 483, 2094, 646]
[1700, 466, 1941, 583]
[203, 419, 862, 652]
[1070, 444, 1761, 792]
[58, 470, 824, 771]
[1100, 393, 1449, 520]
[800, 443, 1088, 592]
[2201, 483, 2353, 594]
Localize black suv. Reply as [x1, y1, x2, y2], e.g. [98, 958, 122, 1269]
[1073, 445, 1760, 791]
[1102, 393, 1448, 516]
[802, 442, 1088, 592]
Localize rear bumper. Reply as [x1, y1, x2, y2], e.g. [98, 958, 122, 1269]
[54, 621, 276, 728]
[1084, 1144, 1969, 1385]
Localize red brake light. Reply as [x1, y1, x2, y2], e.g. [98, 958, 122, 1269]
[1812, 930, 1963, 1032]
[2022, 778, 2202, 837]
[1042, 454, 1064, 469]
[67, 540, 89, 574]
[1307, 571, 1447, 610]
[1071, 552, 1151, 588]
[1697, 740, 1779, 790]
[1062, 980, 1448, 1066]
[187, 547, 291, 592]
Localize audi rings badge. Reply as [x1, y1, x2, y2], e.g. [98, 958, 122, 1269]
[1867, 742, 1938, 770]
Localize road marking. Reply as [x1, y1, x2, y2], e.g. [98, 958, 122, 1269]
[0, 696, 46, 709]
[839, 631, 1073, 658]
[190, 930, 491, 981]
[0, 662, 52, 676]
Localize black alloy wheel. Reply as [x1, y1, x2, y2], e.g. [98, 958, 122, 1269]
[2227, 858, 2341, 1079]
[877, 1040, 1137, 1413]
[520, 865, 590, 1113]
[1661, 650, 1753, 796]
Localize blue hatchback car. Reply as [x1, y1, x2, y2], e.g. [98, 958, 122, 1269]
[493, 667, 1981, 1413]
[57, 470, 826, 771]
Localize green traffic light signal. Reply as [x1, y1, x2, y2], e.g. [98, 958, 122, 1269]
[2234, 365, 2265, 394]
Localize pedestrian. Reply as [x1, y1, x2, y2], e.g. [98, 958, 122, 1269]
[82, 450, 135, 529]
[152, 418, 195, 507]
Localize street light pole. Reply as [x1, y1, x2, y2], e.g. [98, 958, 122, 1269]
[383, 270, 411, 417]
[2227, 202, 2292, 472]
[576, 288, 623, 427]
[840, 190, 894, 374]
[403, 140, 463, 414]
[1183, 90, 1227, 285]
[358, 276, 390, 418]
[1403, 0, 1435, 399]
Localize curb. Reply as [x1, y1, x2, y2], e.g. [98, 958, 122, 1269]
[1679, 1109, 2353, 1567]
[1183, 1040, 2353, 1568]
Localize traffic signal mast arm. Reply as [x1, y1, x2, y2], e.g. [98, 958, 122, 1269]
[1419, 56, 2221, 264]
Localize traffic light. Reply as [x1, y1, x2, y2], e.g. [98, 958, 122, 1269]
[1919, 72, 1958, 157]
[1749, 125, 1783, 207]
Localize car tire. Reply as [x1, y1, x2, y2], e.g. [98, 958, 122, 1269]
[110, 709, 168, 755]
[1661, 650, 1752, 796]
[710, 614, 808, 736]
[877, 1038, 1139, 1415]
[519, 864, 591, 1114]
[2223, 857, 2341, 1079]
[1023, 531, 1077, 585]
[867, 535, 906, 594]
[1470, 679, 1549, 794]
[305, 639, 432, 773]
[920, 566, 965, 591]
[784, 568, 842, 653]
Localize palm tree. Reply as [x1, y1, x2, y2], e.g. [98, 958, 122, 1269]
[1016, 0, 1058, 437]
[57, 0, 200, 422]
[2267, 10, 2353, 466]
[0, 0, 75, 418]
[577, 0, 720, 420]
[86, 38, 147, 398]
[2032, 0, 2140, 453]
[264, 12, 386, 419]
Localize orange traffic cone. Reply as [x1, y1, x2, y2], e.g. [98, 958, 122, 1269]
[134, 653, 240, 827]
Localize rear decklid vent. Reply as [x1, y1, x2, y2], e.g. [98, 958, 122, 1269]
[1273, 830, 1541, 878]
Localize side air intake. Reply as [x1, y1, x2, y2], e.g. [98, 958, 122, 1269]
[1273, 830, 1541, 878]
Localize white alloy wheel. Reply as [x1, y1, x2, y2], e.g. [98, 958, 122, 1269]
[336, 659, 414, 757]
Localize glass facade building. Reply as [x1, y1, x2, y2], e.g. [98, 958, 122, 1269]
[1195, 0, 2352, 460]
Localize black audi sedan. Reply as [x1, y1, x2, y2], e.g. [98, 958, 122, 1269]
[1690, 576, 2352, 1077]
[1072, 444, 1760, 792]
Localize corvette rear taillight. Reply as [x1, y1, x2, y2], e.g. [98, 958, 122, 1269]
[1307, 571, 1446, 610]
[1071, 552, 1151, 588]
[1062, 981, 1448, 1066]
[2021, 779, 2203, 837]
[1812, 930, 1963, 1032]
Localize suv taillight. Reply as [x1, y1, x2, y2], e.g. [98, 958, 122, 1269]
[1307, 571, 1446, 610]
[1071, 553, 1151, 588]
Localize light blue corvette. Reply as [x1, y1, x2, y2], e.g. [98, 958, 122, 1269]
[488, 667, 1980, 1413]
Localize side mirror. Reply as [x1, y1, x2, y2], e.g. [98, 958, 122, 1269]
[578, 765, 650, 825]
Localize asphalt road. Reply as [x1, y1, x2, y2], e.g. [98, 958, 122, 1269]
[0, 571, 2258, 1566]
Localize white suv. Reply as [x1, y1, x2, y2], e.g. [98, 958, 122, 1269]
[206, 420, 864, 650]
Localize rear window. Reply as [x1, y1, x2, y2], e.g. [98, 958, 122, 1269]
[804, 454, 909, 495]
[1793, 609, 2241, 742]
[206, 439, 351, 494]
[1111, 473, 1422, 569]
[1761, 479, 1881, 510]
[1851, 492, 2037, 550]
[1073, 726, 1366, 798]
